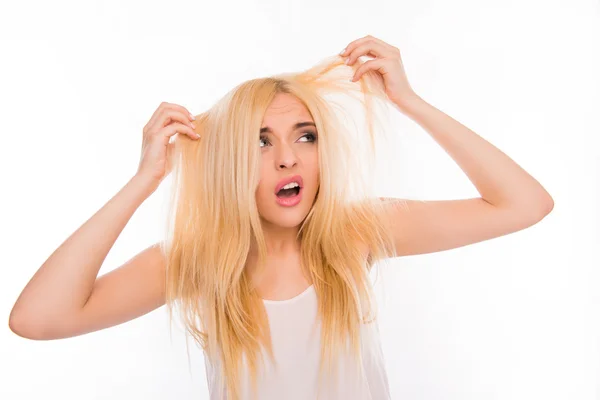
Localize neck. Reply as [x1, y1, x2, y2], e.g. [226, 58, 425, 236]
[250, 220, 302, 257]
[246, 222, 303, 281]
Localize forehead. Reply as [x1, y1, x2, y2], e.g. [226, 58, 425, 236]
[261, 93, 313, 125]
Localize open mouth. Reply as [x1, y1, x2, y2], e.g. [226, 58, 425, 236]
[276, 186, 301, 198]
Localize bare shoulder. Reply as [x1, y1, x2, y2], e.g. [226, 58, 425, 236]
[345, 199, 379, 263]
[357, 240, 370, 260]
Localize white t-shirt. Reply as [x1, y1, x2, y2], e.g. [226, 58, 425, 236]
[203, 284, 391, 399]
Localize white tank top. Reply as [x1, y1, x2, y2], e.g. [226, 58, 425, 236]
[203, 284, 391, 399]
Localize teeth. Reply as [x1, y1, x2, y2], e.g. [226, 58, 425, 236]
[280, 181, 300, 190]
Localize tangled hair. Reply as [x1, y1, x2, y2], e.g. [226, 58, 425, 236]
[160, 54, 400, 399]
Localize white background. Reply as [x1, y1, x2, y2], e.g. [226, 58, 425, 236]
[1, 1, 598, 399]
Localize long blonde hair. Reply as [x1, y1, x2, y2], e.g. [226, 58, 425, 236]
[161, 54, 400, 399]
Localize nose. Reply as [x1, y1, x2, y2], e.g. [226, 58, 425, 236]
[275, 144, 298, 170]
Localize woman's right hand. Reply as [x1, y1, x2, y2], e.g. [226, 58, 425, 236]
[136, 102, 200, 189]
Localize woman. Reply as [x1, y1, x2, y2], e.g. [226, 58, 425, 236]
[9, 35, 554, 400]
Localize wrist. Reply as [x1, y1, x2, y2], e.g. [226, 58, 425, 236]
[130, 174, 160, 197]
[393, 92, 425, 115]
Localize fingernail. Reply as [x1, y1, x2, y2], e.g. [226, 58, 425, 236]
[195, 133, 201, 138]
[189, 113, 196, 120]
[345, 58, 350, 65]
[339, 48, 346, 55]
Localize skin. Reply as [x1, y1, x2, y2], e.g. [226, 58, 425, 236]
[247, 93, 320, 292]
[248, 33, 553, 297]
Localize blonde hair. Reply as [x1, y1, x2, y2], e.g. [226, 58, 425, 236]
[161, 54, 399, 400]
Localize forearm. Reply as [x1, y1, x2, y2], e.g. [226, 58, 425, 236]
[396, 94, 554, 213]
[9, 174, 157, 331]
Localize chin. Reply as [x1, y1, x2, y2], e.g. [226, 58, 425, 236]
[263, 207, 310, 227]
[258, 193, 315, 228]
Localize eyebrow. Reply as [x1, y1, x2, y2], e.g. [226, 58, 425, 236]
[260, 121, 316, 134]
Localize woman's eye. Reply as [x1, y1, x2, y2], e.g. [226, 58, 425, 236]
[299, 133, 317, 142]
[260, 132, 317, 148]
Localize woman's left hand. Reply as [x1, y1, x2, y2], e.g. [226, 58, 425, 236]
[341, 35, 417, 107]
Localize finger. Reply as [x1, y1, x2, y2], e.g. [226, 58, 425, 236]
[144, 102, 169, 133]
[166, 102, 196, 121]
[153, 109, 196, 133]
[145, 102, 195, 133]
[352, 59, 385, 82]
[346, 41, 389, 66]
[156, 108, 194, 128]
[341, 35, 396, 59]
[160, 122, 199, 140]
[340, 35, 372, 57]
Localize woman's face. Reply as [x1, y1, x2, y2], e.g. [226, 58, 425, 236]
[255, 93, 320, 229]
